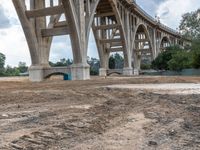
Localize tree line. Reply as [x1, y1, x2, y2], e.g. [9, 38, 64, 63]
[0, 53, 28, 77]
[152, 8, 200, 71]
[0, 53, 124, 76]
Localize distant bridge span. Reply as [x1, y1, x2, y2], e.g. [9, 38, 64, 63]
[12, 0, 191, 81]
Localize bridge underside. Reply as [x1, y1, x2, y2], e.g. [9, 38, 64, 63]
[12, 0, 191, 81]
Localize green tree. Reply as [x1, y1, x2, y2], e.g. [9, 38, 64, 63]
[4, 66, 20, 76]
[179, 9, 200, 39]
[0, 53, 6, 76]
[109, 55, 115, 69]
[114, 53, 124, 69]
[192, 51, 200, 69]
[88, 57, 100, 75]
[49, 58, 73, 67]
[168, 51, 192, 71]
[151, 46, 192, 71]
[151, 48, 174, 70]
[18, 62, 28, 73]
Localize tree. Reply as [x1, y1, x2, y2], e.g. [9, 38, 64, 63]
[151, 46, 192, 71]
[49, 58, 73, 67]
[0, 53, 6, 76]
[168, 51, 192, 71]
[18, 62, 28, 73]
[87, 57, 100, 75]
[114, 53, 124, 69]
[0, 53, 5, 69]
[151, 48, 174, 70]
[109, 55, 115, 69]
[192, 50, 200, 69]
[4, 65, 20, 76]
[179, 9, 200, 39]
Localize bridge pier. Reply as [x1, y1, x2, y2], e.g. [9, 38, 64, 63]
[99, 68, 107, 77]
[71, 64, 90, 80]
[133, 69, 140, 76]
[123, 67, 133, 76]
[29, 66, 46, 82]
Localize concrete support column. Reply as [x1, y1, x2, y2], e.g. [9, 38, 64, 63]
[123, 67, 133, 76]
[29, 66, 45, 82]
[153, 28, 157, 59]
[99, 68, 107, 76]
[123, 10, 133, 76]
[71, 63, 90, 80]
[133, 69, 140, 76]
[133, 53, 140, 76]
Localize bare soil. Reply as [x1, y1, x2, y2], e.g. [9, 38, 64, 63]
[0, 76, 200, 150]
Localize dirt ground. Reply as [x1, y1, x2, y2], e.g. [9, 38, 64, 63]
[0, 76, 200, 150]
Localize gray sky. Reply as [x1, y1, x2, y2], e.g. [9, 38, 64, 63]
[0, 0, 200, 66]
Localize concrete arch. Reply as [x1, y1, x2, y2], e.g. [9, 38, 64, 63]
[107, 72, 122, 76]
[110, 1, 130, 69]
[45, 72, 68, 79]
[132, 23, 153, 54]
[62, 0, 84, 64]
[85, 0, 101, 46]
[90, 0, 131, 75]
[132, 23, 153, 73]
[159, 36, 171, 52]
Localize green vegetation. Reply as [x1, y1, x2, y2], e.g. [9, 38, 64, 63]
[0, 53, 6, 76]
[152, 8, 200, 72]
[151, 45, 199, 71]
[109, 53, 124, 69]
[49, 58, 73, 67]
[0, 53, 28, 77]
[179, 9, 200, 39]
[88, 57, 100, 75]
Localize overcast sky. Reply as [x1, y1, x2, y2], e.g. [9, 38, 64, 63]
[0, 0, 200, 66]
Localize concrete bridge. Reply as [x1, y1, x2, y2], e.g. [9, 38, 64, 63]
[12, 0, 191, 81]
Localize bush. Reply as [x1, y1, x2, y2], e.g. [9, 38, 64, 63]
[168, 51, 192, 71]
[141, 64, 151, 70]
[151, 46, 193, 71]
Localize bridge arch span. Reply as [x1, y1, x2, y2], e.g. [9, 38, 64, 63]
[159, 36, 171, 52]
[132, 23, 153, 74]
[91, 0, 131, 76]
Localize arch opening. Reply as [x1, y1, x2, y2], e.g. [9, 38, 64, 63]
[49, 35, 73, 68]
[160, 36, 171, 52]
[133, 24, 153, 72]
[45, 72, 71, 80]
[89, 0, 130, 76]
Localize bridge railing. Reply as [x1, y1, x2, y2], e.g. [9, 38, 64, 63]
[128, 1, 180, 36]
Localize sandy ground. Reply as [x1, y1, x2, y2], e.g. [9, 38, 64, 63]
[0, 76, 200, 150]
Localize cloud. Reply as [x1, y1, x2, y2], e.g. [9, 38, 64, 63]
[137, 0, 164, 17]
[50, 36, 73, 63]
[0, 0, 200, 67]
[156, 0, 200, 29]
[0, 4, 11, 28]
